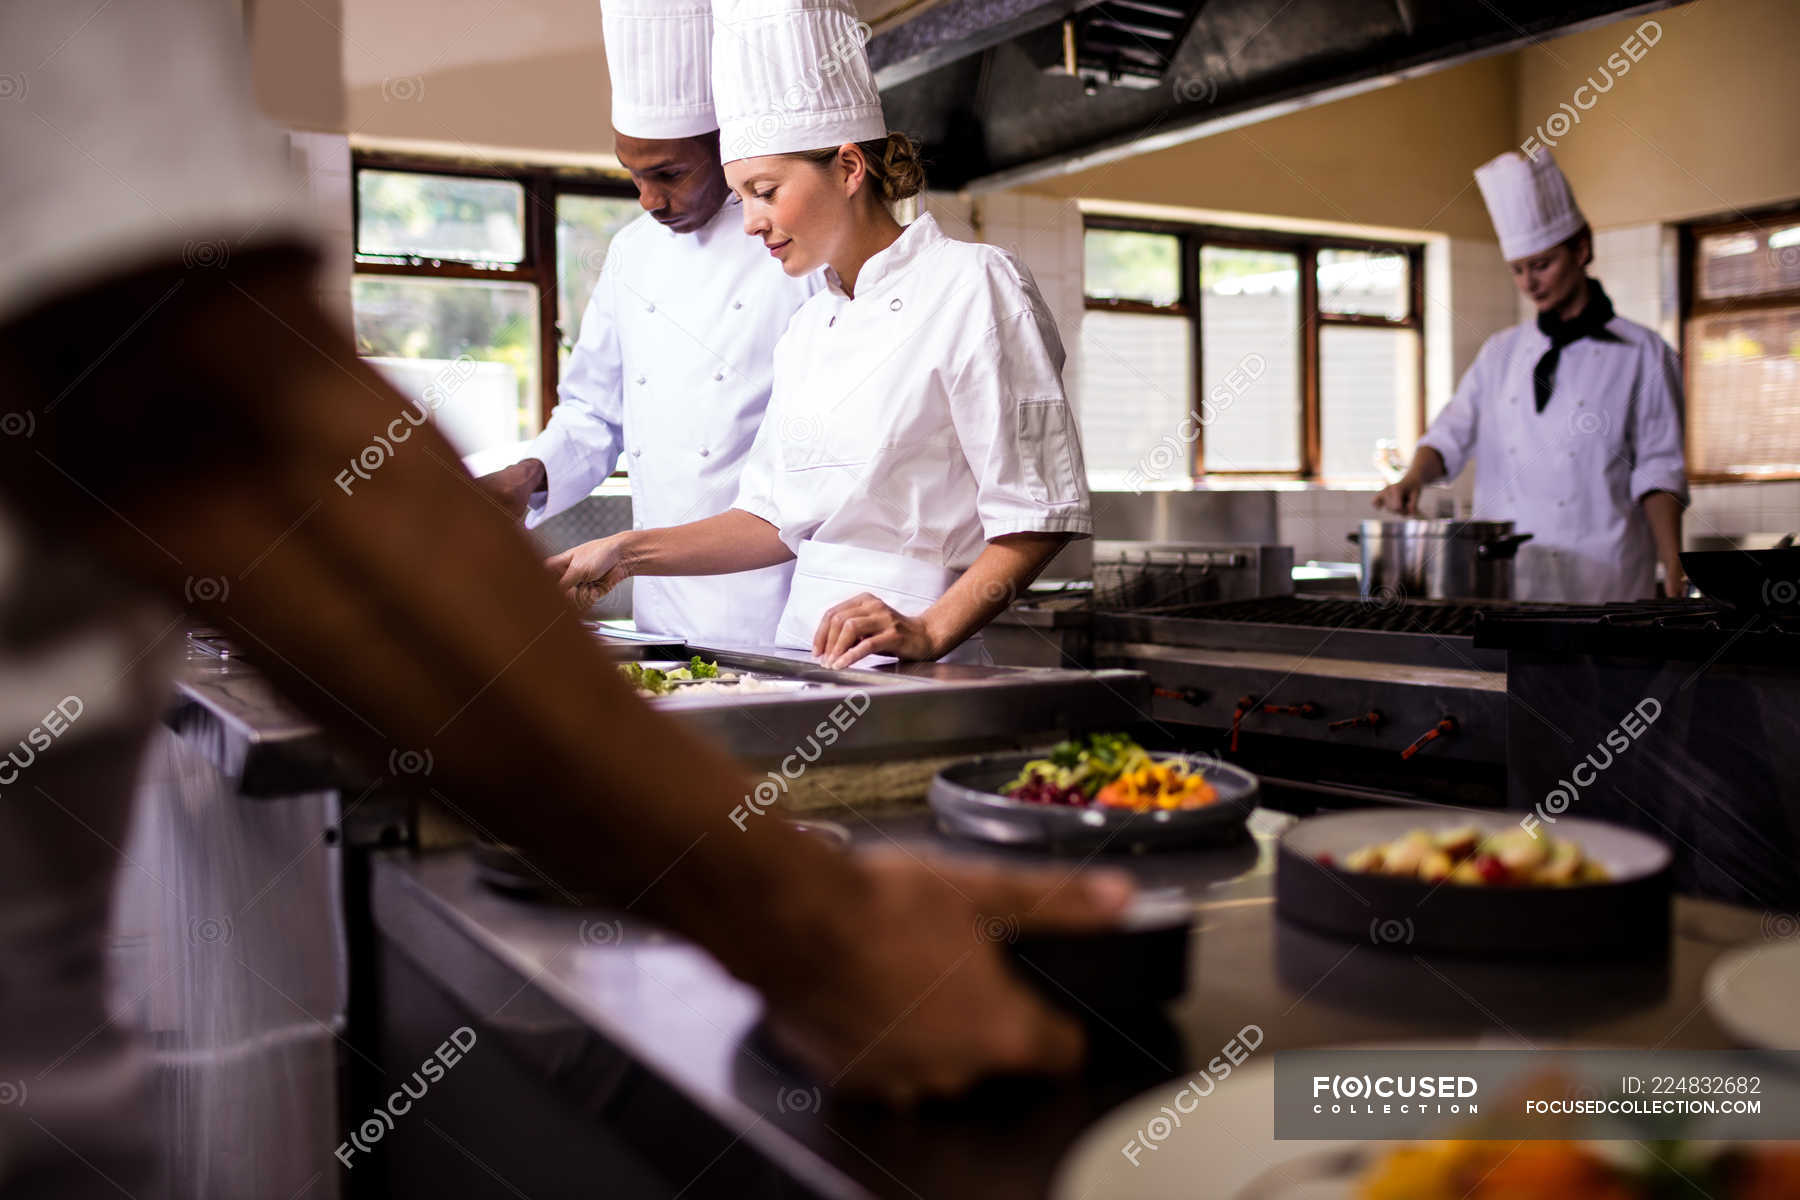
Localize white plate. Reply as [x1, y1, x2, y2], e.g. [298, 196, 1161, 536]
[1706, 940, 1800, 1050]
[1050, 1058, 1372, 1200]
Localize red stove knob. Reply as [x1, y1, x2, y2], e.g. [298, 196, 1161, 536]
[1329, 710, 1385, 732]
[1400, 716, 1459, 760]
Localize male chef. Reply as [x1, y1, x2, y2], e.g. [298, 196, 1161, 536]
[479, 0, 818, 645]
[1375, 150, 1688, 603]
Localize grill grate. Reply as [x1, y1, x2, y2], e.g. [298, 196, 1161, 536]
[1121, 595, 1503, 636]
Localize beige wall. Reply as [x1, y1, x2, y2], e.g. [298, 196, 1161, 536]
[1514, 0, 1800, 228]
[348, 48, 613, 158]
[250, 0, 346, 132]
[1028, 55, 1521, 240]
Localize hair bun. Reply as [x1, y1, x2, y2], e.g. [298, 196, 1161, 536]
[877, 132, 925, 203]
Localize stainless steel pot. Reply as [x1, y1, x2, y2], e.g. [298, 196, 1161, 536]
[1349, 519, 1533, 601]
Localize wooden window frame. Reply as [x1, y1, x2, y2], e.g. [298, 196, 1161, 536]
[350, 149, 639, 430]
[1678, 198, 1800, 483]
[1083, 216, 1426, 480]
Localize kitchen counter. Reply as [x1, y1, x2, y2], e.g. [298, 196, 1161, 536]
[169, 627, 1154, 793]
[364, 808, 1763, 1200]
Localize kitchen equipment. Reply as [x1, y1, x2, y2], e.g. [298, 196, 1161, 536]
[1091, 541, 1294, 610]
[470, 841, 607, 904]
[1351, 518, 1532, 601]
[1678, 546, 1800, 614]
[1006, 891, 1194, 1014]
[928, 751, 1257, 852]
[1093, 595, 1518, 797]
[1477, 599, 1800, 907]
[1276, 808, 1672, 958]
[1089, 489, 1279, 545]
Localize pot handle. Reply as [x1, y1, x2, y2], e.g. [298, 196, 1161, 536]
[1476, 532, 1534, 561]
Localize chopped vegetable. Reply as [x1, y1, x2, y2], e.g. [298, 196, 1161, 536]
[618, 657, 726, 696]
[1330, 826, 1609, 887]
[619, 662, 672, 695]
[1002, 733, 1216, 812]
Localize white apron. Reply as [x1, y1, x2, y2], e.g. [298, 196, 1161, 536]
[775, 540, 990, 665]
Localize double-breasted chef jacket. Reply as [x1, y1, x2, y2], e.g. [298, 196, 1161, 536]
[1417, 312, 1687, 604]
[731, 213, 1093, 654]
[523, 197, 820, 646]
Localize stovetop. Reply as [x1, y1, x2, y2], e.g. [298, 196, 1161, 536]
[1128, 594, 1515, 637]
[1091, 593, 1523, 672]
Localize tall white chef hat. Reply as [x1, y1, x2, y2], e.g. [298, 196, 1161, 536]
[1474, 149, 1589, 262]
[601, 0, 717, 140]
[712, 0, 888, 164]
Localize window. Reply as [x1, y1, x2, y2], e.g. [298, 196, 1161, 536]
[1681, 204, 1800, 479]
[1079, 219, 1424, 485]
[351, 154, 640, 467]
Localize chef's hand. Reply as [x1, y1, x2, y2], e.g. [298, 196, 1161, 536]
[1660, 557, 1689, 599]
[814, 593, 938, 668]
[547, 534, 631, 610]
[762, 849, 1135, 1105]
[1372, 477, 1422, 515]
[478, 458, 547, 521]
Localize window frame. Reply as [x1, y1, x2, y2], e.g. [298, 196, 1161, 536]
[1083, 215, 1426, 480]
[1678, 199, 1800, 483]
[351, 149, 640, 431]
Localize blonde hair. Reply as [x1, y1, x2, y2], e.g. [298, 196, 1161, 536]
[791, 133, 925, 204]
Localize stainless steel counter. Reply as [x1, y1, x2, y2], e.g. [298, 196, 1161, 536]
[364, 810, 1763, 1200]
[168, 628, 1154, 792]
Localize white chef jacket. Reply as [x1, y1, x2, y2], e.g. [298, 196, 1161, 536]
[521, 199, 819, 647]
[1416, 311, 1688, 603]
[1, 1, 308, 1194]
[731, 213, 1091, 650]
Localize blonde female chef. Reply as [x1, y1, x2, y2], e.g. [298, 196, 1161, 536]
[550, 0, 1091, 668]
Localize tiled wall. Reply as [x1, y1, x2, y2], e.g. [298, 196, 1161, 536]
[923, 190, 1089, 413]
[285, 131, 353, 331]
[1275, 487, 1383, 565]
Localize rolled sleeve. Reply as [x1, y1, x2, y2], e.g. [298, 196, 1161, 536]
[520, 256, 626, 528]
[948, 308, 1093, 540]
[1416, 341, 1490, 482]
[1629, 340, 1690, 505]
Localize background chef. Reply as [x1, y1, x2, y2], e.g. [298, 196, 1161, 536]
[551, 0, 1092, 668]
[1375, 150, 1688, 604]
[479, 0, 818, 647]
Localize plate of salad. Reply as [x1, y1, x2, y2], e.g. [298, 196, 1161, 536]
[929, 733, 1258, 853]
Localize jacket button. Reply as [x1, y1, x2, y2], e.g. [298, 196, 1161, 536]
[632, 448, 643, 458]
[636, 376, 647, 385]
[645, 302, 656, 313]
[699, 448, 710, 457]
[714, 371, 725, 381]
[889, 298, 903, 311]
[733, 301, 743, 310]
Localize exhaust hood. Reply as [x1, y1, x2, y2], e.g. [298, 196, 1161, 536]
[867, 0, 1685, 190]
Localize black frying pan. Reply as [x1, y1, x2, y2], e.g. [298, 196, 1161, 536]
[1679, 544, 1800, 613]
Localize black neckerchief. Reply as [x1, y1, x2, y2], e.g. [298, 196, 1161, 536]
[1532, 278, 1616, 413]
